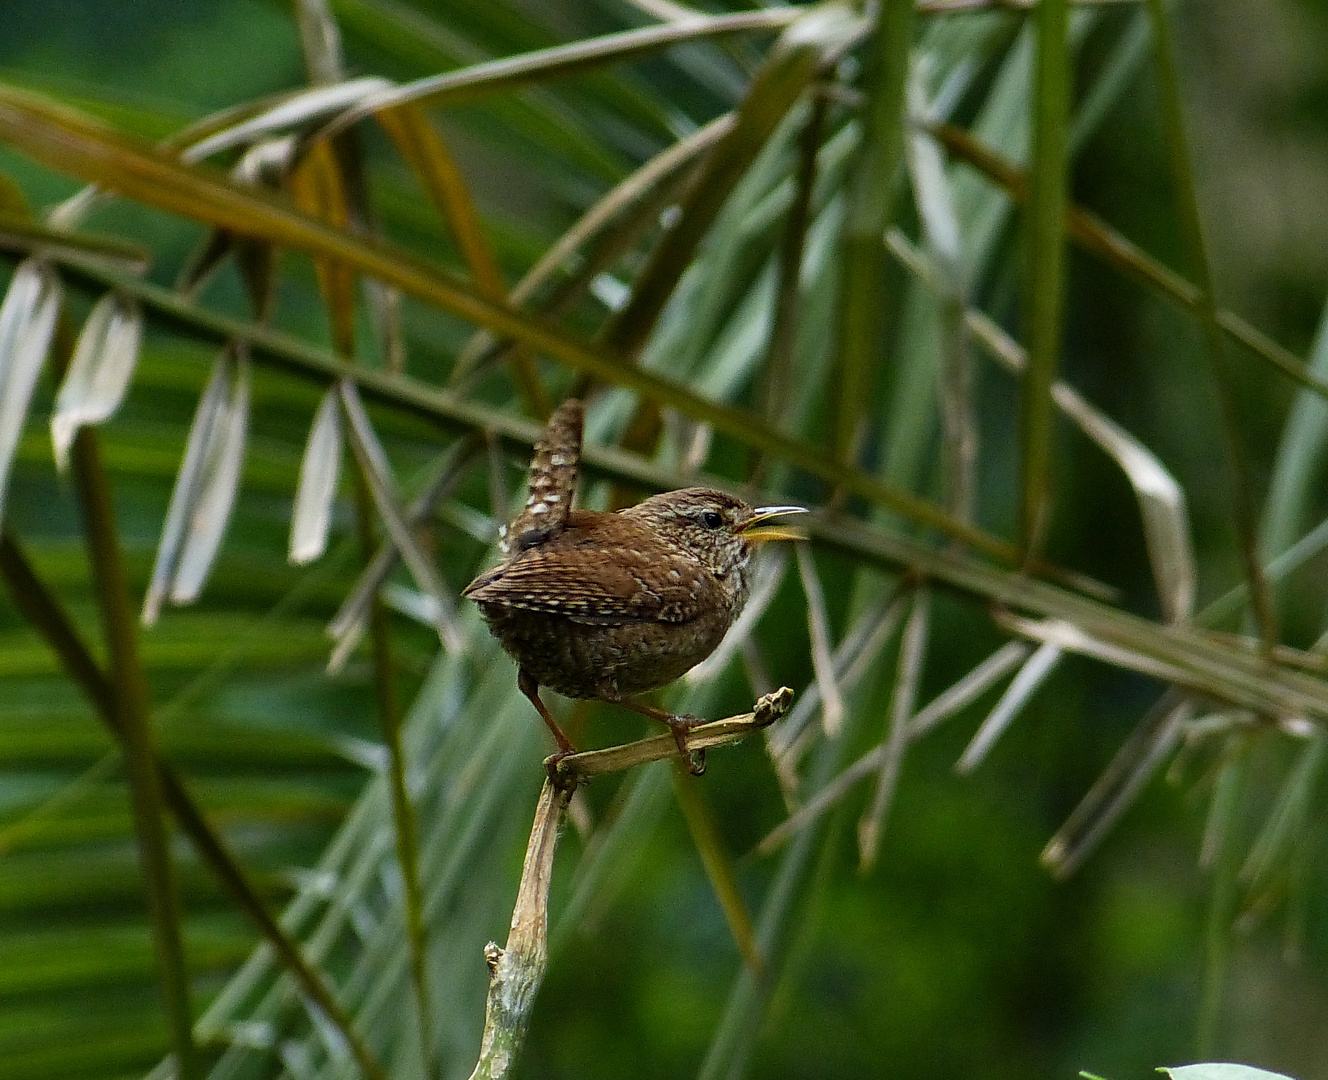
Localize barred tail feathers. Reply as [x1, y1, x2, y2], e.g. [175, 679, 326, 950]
[501, 398, 583, 554]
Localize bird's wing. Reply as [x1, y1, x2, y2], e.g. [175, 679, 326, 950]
[463, 541, 712, 625]
[501, 398, 582, 555]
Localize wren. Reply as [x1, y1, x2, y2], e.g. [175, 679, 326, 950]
[462, 399, 805, 774]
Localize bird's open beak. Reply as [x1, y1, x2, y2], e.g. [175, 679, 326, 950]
[738, 505, 809, 544]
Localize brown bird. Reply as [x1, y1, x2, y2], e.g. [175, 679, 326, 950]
[463, 399, 806, 773]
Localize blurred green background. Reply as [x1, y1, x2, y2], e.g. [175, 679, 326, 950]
[1, 2, 1328, 1080]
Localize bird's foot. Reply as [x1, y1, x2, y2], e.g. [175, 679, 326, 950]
[665, 715, 707, 776]
[543, 748, 579, 790]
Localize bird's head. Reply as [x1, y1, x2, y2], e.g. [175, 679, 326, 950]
[621, 488, 808, 579]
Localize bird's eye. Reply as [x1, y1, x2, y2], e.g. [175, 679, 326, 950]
[701, 511, 724, 529]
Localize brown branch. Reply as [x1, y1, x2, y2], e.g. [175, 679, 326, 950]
[466, 688, 793, 1080]
[468, 778, 572, 1080]
[551, 687, 794, 785]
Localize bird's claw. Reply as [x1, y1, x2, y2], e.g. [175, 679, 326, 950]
[666, 715, 707, 776]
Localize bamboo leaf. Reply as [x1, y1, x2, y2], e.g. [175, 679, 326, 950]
[0, 214, 151, 269]
[1241, 731, 1327, 888]
[326, 436, 481, 671]
[795, 542, 845, 738]
[956, 640, 1062, 774]
[288, 137, 357, 353]
[908, 640, 1031, 740]
[888, 227, 1197, 623]
[1041, 691, 1192, 879]
[1020, 0, 1069, 556]
[50, 291, 143, 472]
[1262, 298, 1328, 564]
[142, 349, 238, 625]
[375, 103, 547, 415]
[760, 640, 1035, 856]
[1145, 0, 1276, 646]
[858, 586, 928, 870]
[338, 380, 465, 654]
[321, 9, 805, 136]
[905, 75, 975, 519]
[182, 78, 393, 164]
[0, 258, 60, 525]
[834, 0, 915, 464]
[170, 348, 250, 605]
[289, 386, 345, 565]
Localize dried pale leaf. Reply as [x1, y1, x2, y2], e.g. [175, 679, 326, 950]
[1041, 691, 1191, 878]
[182, 77, 393, 163]
[766, 588, 906, 765]
[858, 588, 928, 870]
[0, 259, 60, 524]
[995, 611, 1197, 694]
[905, 76, 962, 280]
[1199, 735, 1250, 870]
[1240, 730, 1326, 887]
[909, 640, 1031, 740]
[51, 292, 142, 471]
[760, 640, 1037, 856]
[327, 438, 480, 672]
[294, 0, 346, 85]
[1163, 1065, 1294, 1080]
[171, 349, 250, 604]
[289, 386, 343, 565]
[887, 228, 1195, 621]
[338, 381, 464, 654]
[142, 353, 233, 625]
[1055, 382, 1195, 622]
[795, 542, 845, 737]
[955, 640, 1062, 774]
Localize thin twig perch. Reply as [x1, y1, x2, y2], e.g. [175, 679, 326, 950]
[466, 687, 794, 1080]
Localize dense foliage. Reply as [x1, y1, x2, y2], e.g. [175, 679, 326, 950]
[0, 2, 1326, 1079]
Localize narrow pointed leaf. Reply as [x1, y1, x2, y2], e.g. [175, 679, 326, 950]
[796, 542, 845, 737]
[142, 351, 233, 625]
[858, 587, 928, 869]
[51, 291, 143, 471]
[1020, 0, 1069, 556]
[376, 103, 547, 415]
[289, 386, 344, 565]
[762, 640, 1035, 856]
[956, 640, 1062, 774]
[322, 9, 806, 135]
[338, 380, 464, 654]
[1145, 0, 1275, 645]
[326, 437, 480, 671]
[1041, 691, 1191, 878]
[0, 258, 60, 524]
[170, 349, 250, 604]
[909, 640, 1031, 739]
[834, 0, 915, 463]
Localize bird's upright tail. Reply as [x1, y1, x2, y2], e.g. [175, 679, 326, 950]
[501, 398, 583, 555]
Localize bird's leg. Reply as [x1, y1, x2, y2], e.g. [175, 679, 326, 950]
[518, 669, 578, 757]
[611, 697, 706, 776]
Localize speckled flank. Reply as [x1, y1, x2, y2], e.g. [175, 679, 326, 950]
[466, 490, 758, 701]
